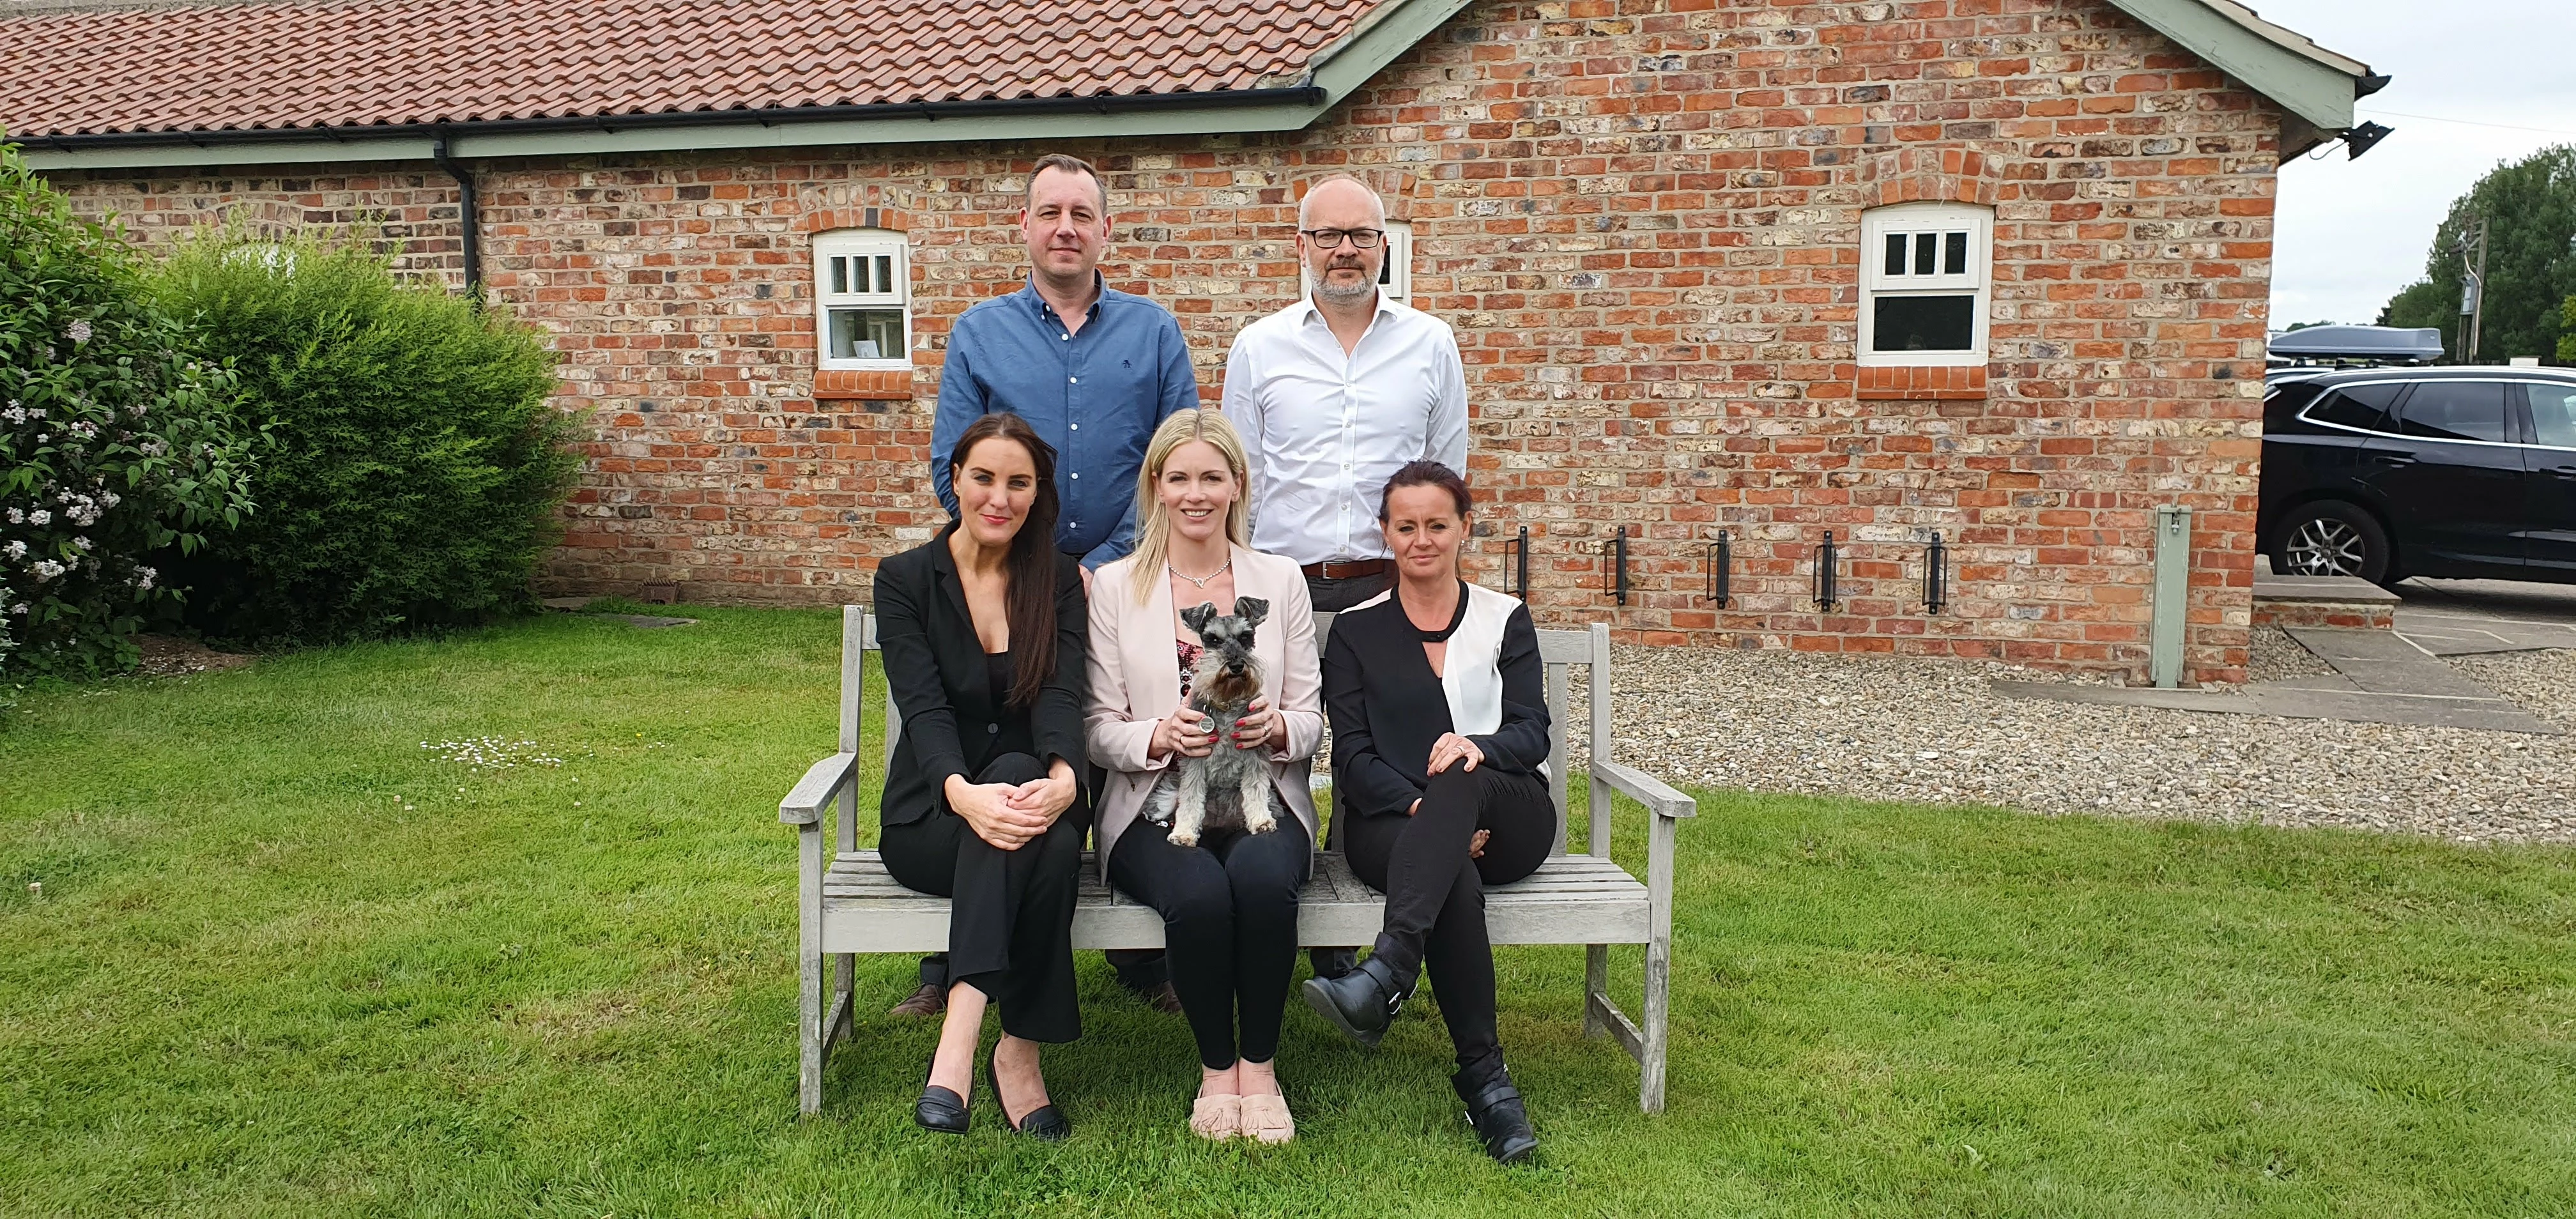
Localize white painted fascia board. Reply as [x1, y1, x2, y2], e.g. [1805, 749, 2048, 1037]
[17, 0, 1472, 172]
[2105, 0, 2371, 130]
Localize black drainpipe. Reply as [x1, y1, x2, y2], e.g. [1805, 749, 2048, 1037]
[429, 132, 481, 299]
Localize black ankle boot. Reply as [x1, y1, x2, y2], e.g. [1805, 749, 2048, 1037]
[1299, 955, 1413, 1048]
[1453, 1061, 1537, 1165]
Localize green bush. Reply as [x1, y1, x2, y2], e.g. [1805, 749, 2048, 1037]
[152, 234, 578, 646]
[0, 142, 257, 677]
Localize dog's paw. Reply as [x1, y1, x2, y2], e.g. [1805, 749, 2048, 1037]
[1244, 811, 1276, 834]
[1167, 827, 1199, 847]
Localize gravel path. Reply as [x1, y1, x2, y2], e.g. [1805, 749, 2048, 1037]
[1569, 644, 2576, 846]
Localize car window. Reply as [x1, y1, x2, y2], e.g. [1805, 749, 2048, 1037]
[2526, 383, 2576, 448]
[2305, 381, 2405, 433]
[2397, 379, 2508, 442]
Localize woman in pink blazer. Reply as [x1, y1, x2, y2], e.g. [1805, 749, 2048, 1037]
[1086, 410, 1323, 1145]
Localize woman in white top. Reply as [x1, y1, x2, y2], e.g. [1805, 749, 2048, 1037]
[1084, 410, 1323, 1144]
[1301, 459, 1549, 1165]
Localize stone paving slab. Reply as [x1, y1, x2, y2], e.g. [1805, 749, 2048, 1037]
[2392, 578, 2576, 655]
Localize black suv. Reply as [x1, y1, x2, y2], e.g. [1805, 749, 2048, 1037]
[2261, 367, 2576, 584]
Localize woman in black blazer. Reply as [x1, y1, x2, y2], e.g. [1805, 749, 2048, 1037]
[1302, 460, 1549, 1165]
[875, 411, 1088, 1140]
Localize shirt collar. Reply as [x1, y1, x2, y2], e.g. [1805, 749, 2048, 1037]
[1021, 272, 1108, 323]
[1296, 289, 1395, 328]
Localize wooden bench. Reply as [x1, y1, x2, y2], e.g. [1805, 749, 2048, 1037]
[780, 606, 1698, 1117]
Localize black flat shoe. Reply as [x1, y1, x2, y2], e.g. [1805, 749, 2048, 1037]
[1300, 955, 1409, 1048]
[987, 1051, 1070, 1141]
[915, 1070, 969, 1135]
[1453, 1064, 1538, 1165]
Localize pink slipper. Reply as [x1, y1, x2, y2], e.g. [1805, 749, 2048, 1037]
[1190, 1092, 1241, 1140]
[1239, 1092, 1295, 1144]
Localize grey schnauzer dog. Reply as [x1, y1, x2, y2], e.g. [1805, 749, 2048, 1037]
[1144, 597, 1286, 847]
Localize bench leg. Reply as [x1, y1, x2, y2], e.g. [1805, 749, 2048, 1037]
[799, 825, 825, 1117]
[1583, 944, 1609, 1039]
[1641, 934, 1669, 1114]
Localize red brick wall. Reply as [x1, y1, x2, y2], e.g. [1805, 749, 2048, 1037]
[49, 0, 2279, 684]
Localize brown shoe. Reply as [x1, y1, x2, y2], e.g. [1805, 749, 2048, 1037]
[889, 982, 946, 1017]
[1140, 981, 1184, 1015]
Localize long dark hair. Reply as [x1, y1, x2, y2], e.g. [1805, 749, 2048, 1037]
[949, 412, 1062, 709]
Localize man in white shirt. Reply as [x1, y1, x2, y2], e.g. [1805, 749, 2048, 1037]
[1222, 174, 1469, 979]
[1222, 175, 1469, 616]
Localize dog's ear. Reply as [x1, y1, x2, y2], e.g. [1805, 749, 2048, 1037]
[1231, 596, 1269, 630]
[1179, 601, 1218, 634]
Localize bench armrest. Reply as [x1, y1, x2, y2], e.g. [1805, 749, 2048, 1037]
[780, 752, 860, 825]
[1593, 760, 1697, 820]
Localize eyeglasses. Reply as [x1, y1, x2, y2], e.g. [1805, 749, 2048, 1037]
[1300, 227, 1385, 249]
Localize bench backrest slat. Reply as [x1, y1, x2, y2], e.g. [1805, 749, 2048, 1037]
[858, 606, 1611, 857]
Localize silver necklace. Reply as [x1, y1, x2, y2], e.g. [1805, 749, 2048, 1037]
[1168, 558, 1232, 590]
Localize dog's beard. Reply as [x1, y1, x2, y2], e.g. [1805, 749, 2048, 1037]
[1196, 664, 1262, 710]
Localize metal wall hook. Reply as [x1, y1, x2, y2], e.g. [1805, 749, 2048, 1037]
[1923, 530, 1947, 615]
[1813, 530, 1838, 611]
[1704, 530, 1731, 608]
[1503, 525, 1530, 597]
[1602, 526, 1629, 606]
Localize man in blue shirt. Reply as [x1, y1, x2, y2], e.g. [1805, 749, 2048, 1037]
[900, 153, 1195, 1018]
[930, 152, 1199, 583]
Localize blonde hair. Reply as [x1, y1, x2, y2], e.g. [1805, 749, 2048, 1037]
[1130, 409, 1253, 604]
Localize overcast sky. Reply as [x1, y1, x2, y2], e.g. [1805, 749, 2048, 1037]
[2258, 0, 2576, 326]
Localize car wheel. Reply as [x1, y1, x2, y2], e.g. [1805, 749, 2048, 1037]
[2272, 501, 2391, 584]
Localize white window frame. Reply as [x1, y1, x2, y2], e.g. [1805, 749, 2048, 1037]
[1300, 218, 1412, 305]
[813, 230, 910, 371]
[1859, 202, 1990, 368]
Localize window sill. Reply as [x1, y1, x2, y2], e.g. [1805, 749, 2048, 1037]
[1856, 364, 1988, 401]
[814, 369, 916, 399]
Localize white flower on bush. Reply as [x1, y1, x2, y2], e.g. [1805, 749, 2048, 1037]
[3, 540, 23, 560]
[29, 560, 65, 582]
[69, 421, 97, 440]
[3, 508, 19, 525]
[1, 402, 23, 425]
[138, 440, 166, 457]
[66, 319, 92, 344]
[135, 565, 157, 591]
[26, 509, 49, 526]
[70, 537, 91, 553]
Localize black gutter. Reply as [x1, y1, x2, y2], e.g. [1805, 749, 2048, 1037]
[429, 132, 480, 298]
[13, 84, 1330, 153]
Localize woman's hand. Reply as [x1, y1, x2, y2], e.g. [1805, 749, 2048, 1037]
[1426, 732, 1484, 775]
[1004, 760, 1081, 826]
[946, 774, 1052, 850]
[1230, 697, 1285, 751]
[1148, 709, 1216, 761]
[1469, 829, 1490, 859]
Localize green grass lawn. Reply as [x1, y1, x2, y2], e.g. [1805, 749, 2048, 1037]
[3, 607, 2573, 1218]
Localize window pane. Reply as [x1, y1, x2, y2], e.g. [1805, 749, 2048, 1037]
[873, 255, 894, 295]
[1943, 231, 1968, 275]
[829, 256, 848, 295]
[2308, 382, 2404, 433]
[1883, 233, 1907, 277]
[2527, 385, 2576, 448]
[2398, 380, 2507, 442]
[1871, 295, 1975, 352]
[828, 308, 905, 361]
[1912, 233, 1936, 277]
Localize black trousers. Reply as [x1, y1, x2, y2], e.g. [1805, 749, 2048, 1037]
[1108, 813, 1312, 1070]
[879, 753, 1083, 1044]
[1342, 765, 1552, 1072]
